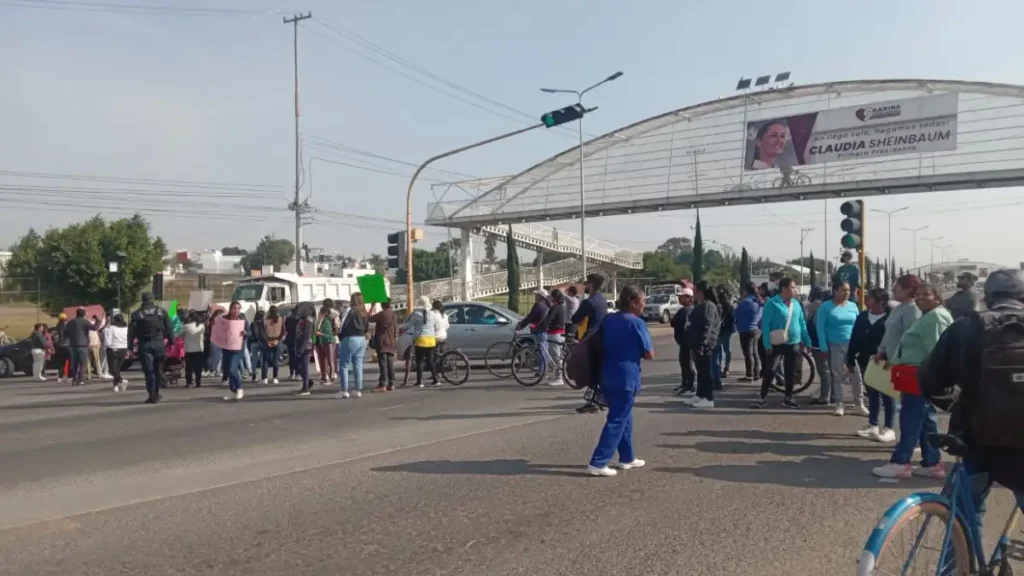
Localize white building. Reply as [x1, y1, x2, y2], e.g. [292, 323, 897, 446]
[0, 251, 11, 276]
[196, 250, 245, 275]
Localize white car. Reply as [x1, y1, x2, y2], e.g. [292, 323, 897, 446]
[396, 301, 526, 360]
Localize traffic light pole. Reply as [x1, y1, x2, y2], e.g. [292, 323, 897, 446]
[858, 211, 867, 310]
[405, 122, 544, 307]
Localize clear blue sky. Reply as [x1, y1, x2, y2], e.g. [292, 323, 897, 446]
[2, 0, 1023, 270]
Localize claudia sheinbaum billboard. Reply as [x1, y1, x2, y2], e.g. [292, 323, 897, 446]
[744, 93, 958, 170]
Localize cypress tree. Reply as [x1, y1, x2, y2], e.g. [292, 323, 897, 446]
[506, 225, 520, 312]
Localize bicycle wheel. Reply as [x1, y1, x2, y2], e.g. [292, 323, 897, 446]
[561, 344, 581, 389]
[769, 348, 815, 394]
[439, 350, 470, 386]
[795, 174, 811, 186]
[511, 347, 544, 387]
[484, 341, 514, 379]
[858, 499, 972, 576]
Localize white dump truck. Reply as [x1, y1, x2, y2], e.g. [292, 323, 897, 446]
[221, 273, 381, 318]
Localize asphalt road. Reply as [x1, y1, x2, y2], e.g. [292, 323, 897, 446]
[0, 326, 1020, 575]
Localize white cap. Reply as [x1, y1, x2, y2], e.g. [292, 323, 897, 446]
[534, 288, 549, 297]
[680, 288, 694, 296]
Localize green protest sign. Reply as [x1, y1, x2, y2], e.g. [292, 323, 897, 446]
[356, 274, 390, 303]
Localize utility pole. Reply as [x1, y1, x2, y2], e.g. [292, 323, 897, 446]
[799, 227, 814, 287]
[902, 225, 929, 270]
[284, 12, 312, 275]
[872, 207, 908, 283]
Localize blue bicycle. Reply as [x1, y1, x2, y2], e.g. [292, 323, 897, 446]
[858, 433, 1021, 575]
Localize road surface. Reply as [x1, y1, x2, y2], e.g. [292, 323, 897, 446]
[0, 327, 1020, 575]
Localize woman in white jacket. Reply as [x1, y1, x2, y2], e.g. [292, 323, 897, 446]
[103, 314, 130, 392]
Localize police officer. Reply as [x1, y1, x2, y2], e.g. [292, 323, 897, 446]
[128, 292, 174, 404]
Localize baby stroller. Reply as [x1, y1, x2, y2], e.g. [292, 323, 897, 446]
[161, 337, 185, 387]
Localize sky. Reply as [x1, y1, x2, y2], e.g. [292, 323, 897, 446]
[2, 0, 1024, 272]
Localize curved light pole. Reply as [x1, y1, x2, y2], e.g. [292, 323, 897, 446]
[541, 71, 624, 282]
[902, 225, 929, 269]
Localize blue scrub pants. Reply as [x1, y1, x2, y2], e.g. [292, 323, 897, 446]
[589, 387, 636, 468]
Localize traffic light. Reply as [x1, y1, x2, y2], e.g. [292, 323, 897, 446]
[387, 230, 407, 270]
[840, 200, 864, 250]
[541, 104, 587, 128]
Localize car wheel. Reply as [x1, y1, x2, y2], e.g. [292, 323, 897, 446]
[0, 358, 13, 378]
[661, 310, 671, 324]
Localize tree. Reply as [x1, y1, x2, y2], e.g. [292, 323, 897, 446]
[864, 258, 873, 289]
[740, 247, 751, 288]
[656, 237, 693, 254]
[394, 249, 449, 284]
[691, 214, 705, 283]
[643, 251, 684, 281]
[5, 215, 166, 313]
[221, 246, 247, 256]
[899, 266, 905, 277]
[890, 259, 897, 284]
[484, 236, 497, 266]
[875, 260, 883, 288]
[245, 236, 295, 273]
[368, 253, 386, 273]
[808, 250, 817, 287]
[506, 225, 520, 311]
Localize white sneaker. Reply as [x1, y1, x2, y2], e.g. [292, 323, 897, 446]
[876, 428, 897, 443]
[617, 459, 646, 470]
[587, 465, 618, 477]
[101, 373, 114, 380]
[236, 389, 244, 400]
[336, 391, 350, 399]
[833, 405, 845, 416]
[682, 395, 700, 406]
[262, 378, 268, 384]
[681, 390, 697, 398]
[548, 379, 564, 386]
[37, 376, 47, 381]
[856, 425, 879, 439]
[354, 391, 362, 398]
[691, 398, 715, 409]
[856, 403, 869, 416]
[223, 391, 238, 401]
[112, 385, 120, 392]
[872, 463, 912, 479]
[57, 378, 65, 384]
[272, 378, 279, 385]
[121, 379, 128, 389]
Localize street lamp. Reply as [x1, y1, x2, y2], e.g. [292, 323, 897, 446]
[872, 207, 907, 278]
[108, 251, 127, 312]
[541, 70, 624, 282]
[921, 236, 944, 270]
[901, 225, 929, 269]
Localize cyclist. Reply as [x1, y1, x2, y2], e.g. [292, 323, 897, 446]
[533, 289, 567, 386]
[919, 269, 1024, 523]
[515, 289, 551, 375]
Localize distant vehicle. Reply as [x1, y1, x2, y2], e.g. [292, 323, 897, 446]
[223, 273, 378, 318]
[643, 293, 682, 324]
[396, 301, 525, 361]
[0, 338, 136, 377]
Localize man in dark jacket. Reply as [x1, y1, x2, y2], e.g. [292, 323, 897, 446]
[944, 272, 978, 321]
[294, 302, 316, 395]
[686, 283, 721, 407]
[533, 289, 567, 386]
[128, 293, 174, 404]
[64, 308, 96, 386]
[920, 269, 1024, 521]
[370, 301, 398, 391]
[571, 274, 608, 339]
[284, 307, 300, 379]
[671, 288, 696, 395]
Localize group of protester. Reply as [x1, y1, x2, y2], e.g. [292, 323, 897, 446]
[669, 281, 739, 409]
[35, 309, 130, 390]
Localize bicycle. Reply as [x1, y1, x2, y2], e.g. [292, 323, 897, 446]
[772, 169, 812, 188]
[768, 346, 815, 395]
[857, 433, 1021, 575]
[511, 336, 575, 388]
[484, 331, 534, 379]
[437, 347, 470, 386]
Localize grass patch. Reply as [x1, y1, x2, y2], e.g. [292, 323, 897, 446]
[0, 304, 57, 339]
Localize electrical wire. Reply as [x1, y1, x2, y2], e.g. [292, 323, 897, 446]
[308, 135, 479, 180]
[1, 0, 286, 16]
[0, 170, 290, 193]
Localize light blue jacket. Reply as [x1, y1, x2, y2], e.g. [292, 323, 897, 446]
[815, 299, 860, 348]
[760, 295, 812, 349]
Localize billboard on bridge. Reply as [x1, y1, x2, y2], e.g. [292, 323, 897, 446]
[744, 93, 958, 171]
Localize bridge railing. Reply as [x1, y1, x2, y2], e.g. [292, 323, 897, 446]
[476, 222, 643, 268]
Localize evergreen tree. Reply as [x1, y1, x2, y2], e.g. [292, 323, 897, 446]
[864, 258, 873, 289]
[692, 213, 705, 283]
[809, 250, 817, 287]
[875, 260, 882, 288]
[890, 258, 897, 285]
[899, 266, 905, 277]
[739, 247, 751, 288]
[506, 225, 520, 312]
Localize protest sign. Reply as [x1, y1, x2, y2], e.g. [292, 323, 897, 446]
[356, 274, 390, 304]
[211, 317, 245, 351]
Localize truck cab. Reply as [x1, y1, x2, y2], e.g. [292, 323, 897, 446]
[224, 273, 375, 317]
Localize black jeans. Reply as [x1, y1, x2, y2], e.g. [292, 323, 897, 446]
[107, 348, 127, 384]
[140, 345, 166, 398]
[759, 344, 799, 400]
[677, 347, 695, 392]
[693, 351, 715, 401]
[69, 347, 89, 383]
[261, 345, 280, 380]
[378, 352, 395, 386]
[298, 350, 312, 390]
[738, 330, 761, 378]
[185, 351, 204, 386]
[414, 345, 437, 385]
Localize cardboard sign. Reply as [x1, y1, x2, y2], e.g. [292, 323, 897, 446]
[188, 290, 213, 311]
[864, 361, 896, 399]
[62, 304, 105, 322]
[356, 274, 390, 304]
[210, 317, 245, 351]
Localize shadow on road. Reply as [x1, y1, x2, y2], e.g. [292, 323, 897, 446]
[372, 458, 590, 478]
[665, 429, 859, 443]
[657, 440, 887, 458]
[655, 454, 901, 489]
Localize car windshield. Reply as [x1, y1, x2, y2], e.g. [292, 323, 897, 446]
[483, 304, 522, 321]
[648, 295, 670, 304]
[231, 284, 264, 302]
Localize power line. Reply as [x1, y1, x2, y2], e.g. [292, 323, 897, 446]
[0, 169, 290, 192]
[1, 0, 285, 15]
[308, 135, 479, 180]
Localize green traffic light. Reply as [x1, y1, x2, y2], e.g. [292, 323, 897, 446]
[841, 235, 861, 249]
[542, 114, 555, 127]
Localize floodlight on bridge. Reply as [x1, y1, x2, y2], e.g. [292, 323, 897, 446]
[775, 71, 791, 83]
[840, 200, 865, 250]
[736, 78, 752, 91]
[755, 75, 771, 87]
[541, 104, 589, 128]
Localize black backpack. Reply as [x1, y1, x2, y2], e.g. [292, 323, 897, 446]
[972, 310, 1024, 449]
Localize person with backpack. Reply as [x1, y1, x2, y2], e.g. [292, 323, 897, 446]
[919, 269, 1024, 517]
[671, 287, 696, 396]
[752, 278, 812, 409]
[586, 285, 654, 477]
[403, 295, 440, 388]
[684, 282, 721, 409]
[872, 284, 953, 480]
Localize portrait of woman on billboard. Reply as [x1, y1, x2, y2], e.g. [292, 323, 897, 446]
[746, 119, 799, 170]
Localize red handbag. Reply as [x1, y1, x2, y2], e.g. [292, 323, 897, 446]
[891, 364, 920, 395]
